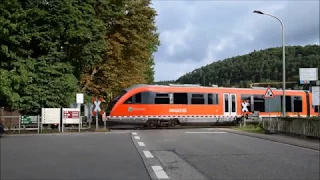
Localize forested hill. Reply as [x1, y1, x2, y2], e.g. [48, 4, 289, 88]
[168, 45, 319, 88]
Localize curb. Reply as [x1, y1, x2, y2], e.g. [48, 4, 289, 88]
[221, 129, 320, 151]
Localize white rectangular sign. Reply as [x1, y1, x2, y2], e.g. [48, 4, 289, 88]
[76, 93, 84, 104]
[312, 86, 320, 106]
[41, 108, 61, 124]
[299, 68, 318, 81]
[62, 108, 81, 124]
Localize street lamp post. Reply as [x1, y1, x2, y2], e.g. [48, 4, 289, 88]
[253, 10, 286, 117]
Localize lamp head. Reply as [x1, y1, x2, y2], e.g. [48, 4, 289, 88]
[253, 10, 264, 15]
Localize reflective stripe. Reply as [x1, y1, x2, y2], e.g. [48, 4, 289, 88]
[106, 114, 307, 119]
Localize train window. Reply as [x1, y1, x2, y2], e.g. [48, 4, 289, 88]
[231, 94, 236, 112]
[286, 96, 292, 112]
[124, 96, 133, 104]
[135, 93, 142, 103]
[155, 98, 170, 104]
[314, 106, 319, 113]
[191, 94, 205, 104]
[173, 93, 188, 104]
[253, 95, 265, 112]
[124, 93, 142, 104]
[154, 92, 170, 104]
[192, 94, 203, 98]
[191, 98, 204, 104]
[280, 96, 293, 112]
[224, 94, 229, 112]
[208, 93, 218, 104]
[293, 96, 302, 112]
[156, 93, 169, 97]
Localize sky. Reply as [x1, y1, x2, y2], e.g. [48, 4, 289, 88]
[151, 0, 320, 81]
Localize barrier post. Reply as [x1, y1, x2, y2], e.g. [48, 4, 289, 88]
[18, 115, 21, 134]
[37, 115, 40, 134]
[104, 112, 106, 130]
[78, 116, 81, 133]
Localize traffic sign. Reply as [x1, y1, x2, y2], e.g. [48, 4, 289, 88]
[63, 111, 80, 119]
[264, 86, 275, 98]
[92, 97, 104, 115]
[21, 115, 38, 124]
[76, 93, 84, 104]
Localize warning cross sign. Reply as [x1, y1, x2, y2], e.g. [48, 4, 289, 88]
[264, 86, 275, 98]
[92, 97, 104, 115]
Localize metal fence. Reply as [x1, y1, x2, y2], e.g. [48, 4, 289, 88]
[262, 117, 320, 138]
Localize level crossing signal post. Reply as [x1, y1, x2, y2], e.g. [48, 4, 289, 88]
[92, 97, 104, 131]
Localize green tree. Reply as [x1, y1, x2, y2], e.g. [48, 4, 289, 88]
[0, 0, 106, 113]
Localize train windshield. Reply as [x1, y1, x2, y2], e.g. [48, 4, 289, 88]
[106, 90, 127, 114]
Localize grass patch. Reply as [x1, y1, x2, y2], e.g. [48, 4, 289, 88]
[233, 124, 265, 134]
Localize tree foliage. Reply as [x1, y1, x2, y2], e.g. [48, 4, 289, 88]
[176, 45, 320, 89]
[82, 0, 160, 103]
[0, 0, 159, 113]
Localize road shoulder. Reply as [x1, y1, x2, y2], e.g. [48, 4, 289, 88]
[219, 128, 320, 151]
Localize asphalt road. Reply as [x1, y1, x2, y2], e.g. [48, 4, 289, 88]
[0, 132, 150, 180]
[132, 128, 320, 180]
[1, 129, 319, 180]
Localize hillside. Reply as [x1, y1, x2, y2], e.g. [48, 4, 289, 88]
[155, 45, 320, 89]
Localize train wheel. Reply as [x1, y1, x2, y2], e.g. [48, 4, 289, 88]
[146, 120, 157, 128]
[168, 120, 177, 127]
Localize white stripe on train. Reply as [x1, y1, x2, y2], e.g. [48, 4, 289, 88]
[106, 114, 307, 119]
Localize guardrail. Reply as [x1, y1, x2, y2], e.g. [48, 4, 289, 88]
[262, 117, 320, 138]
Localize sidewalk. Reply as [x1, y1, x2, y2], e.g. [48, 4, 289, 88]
[219, 128, 320, 151]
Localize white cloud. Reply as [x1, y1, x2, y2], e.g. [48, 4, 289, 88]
[161, 24, 195, 56]
[152, 0, 320, 81]
[155, 60, 197, 81]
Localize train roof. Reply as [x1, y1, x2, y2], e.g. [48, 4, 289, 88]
[126, 84, 308, 93]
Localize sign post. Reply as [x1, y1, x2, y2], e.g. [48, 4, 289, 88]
[92, 97, 104, 131]
[300, 68, 319, 117]
[317, 80, 320, 117]
[62, 108, 81, 132]
[76, 93, 84, 131]
[103, 112, 106, 130]
[241, 100, 250, 127]
[312, 82, 320, 117]
[264, 86, 276, 130]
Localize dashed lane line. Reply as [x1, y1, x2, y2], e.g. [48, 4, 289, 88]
[143, 150, 154, 158]
[132, 133, 170, 180]
[138, 142, 145, 147]
[152, 166, 169, 179]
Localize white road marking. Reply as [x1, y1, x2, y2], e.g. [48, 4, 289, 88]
[185, 131, 228, 134]
[152, 166, 169, 179]
[132, 132, 137, 135]
[134, 136, 140, 140]
[143, 150, 154, 158]
[138, 142, 145, 146]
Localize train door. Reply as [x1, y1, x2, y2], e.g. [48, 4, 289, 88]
[223, 93, 237, 116]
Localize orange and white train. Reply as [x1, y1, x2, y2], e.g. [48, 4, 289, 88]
[105, 84, 319, 127]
